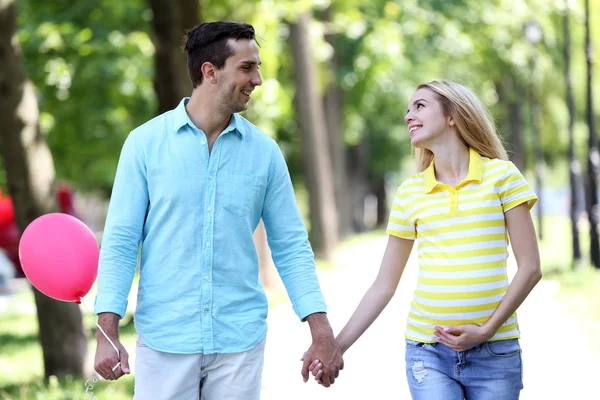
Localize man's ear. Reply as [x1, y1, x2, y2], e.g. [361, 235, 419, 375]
[201, 62, 218, 84]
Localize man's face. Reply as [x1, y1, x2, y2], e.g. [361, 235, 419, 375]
[215, 38, 262, 113]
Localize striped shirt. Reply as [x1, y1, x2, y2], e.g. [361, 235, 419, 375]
[387, 148, 537, 343]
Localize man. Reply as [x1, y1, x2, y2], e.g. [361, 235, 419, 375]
[93, 21, 343, 399]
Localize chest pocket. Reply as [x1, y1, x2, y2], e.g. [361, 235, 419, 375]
[222, 172, 260, 217]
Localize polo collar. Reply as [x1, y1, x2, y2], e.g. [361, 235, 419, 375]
[423, 148, 483, 193]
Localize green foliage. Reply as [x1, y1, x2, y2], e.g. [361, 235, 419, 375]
[13, 0, 600, 192]
[17, 0, 155, 194]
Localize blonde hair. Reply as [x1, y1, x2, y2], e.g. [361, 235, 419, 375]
[414, 80, 508, 172]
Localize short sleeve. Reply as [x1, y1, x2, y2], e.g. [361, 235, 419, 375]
[386, 186, 417, 240]
[499, 162, 538, 212]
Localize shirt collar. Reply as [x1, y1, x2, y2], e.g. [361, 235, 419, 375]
[172, 97, 246, 139]
[423, 148, 484, 193]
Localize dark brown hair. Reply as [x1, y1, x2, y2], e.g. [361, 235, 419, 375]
[183, 21, 257, 87]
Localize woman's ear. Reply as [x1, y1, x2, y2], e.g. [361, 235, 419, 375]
[448, 116, 455, 127]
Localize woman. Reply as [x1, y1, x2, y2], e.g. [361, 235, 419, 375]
[310, 80, 541, 399]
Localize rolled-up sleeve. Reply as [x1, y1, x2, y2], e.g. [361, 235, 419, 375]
[261, 140, 327, 321]
[94, 132, 149, 318]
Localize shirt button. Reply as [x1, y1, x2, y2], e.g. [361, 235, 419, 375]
[201, 140, 206, 145]
[208, 175, 213, 180]
[204, 276, 209, 281]
[203, 308, 208, 313]
[207, 207, 212, 212]
[206, 242, 210, 247]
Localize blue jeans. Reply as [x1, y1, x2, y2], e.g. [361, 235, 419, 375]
[405, 339, 523, 400]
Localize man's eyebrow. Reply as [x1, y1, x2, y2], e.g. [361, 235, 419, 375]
[406, 98, 428, 114]
[240, 60, 262, 65]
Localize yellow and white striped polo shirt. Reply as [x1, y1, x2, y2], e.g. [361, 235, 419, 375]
[387, 148, 537, 343]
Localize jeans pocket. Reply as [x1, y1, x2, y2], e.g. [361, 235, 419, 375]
[485, 339, 521, 357]
[222, 172, 259, 217]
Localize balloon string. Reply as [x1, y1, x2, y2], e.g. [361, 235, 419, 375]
[80, 297, 121, 371]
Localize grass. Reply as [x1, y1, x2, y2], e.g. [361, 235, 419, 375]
[0, 288, 137, 400]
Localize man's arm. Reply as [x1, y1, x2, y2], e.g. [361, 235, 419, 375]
[94, 132, 149, 380]
[261, 140, 342, 386]
[261, 140, 326, 320]
[95, 132, 148, 317]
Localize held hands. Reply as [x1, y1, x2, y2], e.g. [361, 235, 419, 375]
[94, 335, 130, 381]
[433, 324, 493, 352]
[301, 335, 344, 388]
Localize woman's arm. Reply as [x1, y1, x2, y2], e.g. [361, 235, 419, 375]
[336, 235, 415, 354]
[435, 202, 542, 351]
[309, 235, 414, 381]
[480, 202, 542, 334]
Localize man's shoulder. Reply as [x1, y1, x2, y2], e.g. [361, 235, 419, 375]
[129, 110, 173, 142]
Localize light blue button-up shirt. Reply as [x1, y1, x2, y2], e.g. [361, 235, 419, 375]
[95, 98, 326, 354]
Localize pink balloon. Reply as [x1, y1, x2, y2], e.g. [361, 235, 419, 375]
[19, 213, 99, 302]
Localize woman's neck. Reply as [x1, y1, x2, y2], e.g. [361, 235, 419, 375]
[430, 141, 470, 187]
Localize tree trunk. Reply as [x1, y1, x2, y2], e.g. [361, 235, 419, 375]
[373, 174, 388, 228]
[532, 99, 544, 241]
[146, 0, 200, 114]
[254, 219, 278, 289]
[496, 78, 526, 171]
[584, 0, 600, 268]
[564, 1, 582, 265]
[323, 7, 351, 239]
[507, 99, 526, 171]
[0, 0, 88, 378]
[528, 62, 544, 240]
[289, 12, 338, 260]
[347, 139, 370, 233]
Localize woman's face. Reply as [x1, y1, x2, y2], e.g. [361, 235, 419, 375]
[404, 88, 453, 149]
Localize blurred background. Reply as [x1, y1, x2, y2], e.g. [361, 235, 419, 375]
[0, 0, 599, 398]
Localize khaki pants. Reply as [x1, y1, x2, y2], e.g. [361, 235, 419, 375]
[133, 336, 266, 400]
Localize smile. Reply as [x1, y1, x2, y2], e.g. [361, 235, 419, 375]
[409, 125, 422, 134]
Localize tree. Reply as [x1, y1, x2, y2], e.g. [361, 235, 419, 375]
[289, 11, 338, 260]
[564, 0, 582, 266]
[146, 0, 200, 114]
[322, 6, 352, 238]
[530, 85, 544, 240]
[16, 0, 156, 194]
[495, 77, 526, 171]
[0, 0, 88, 378]
[584, 0, 600, 269]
